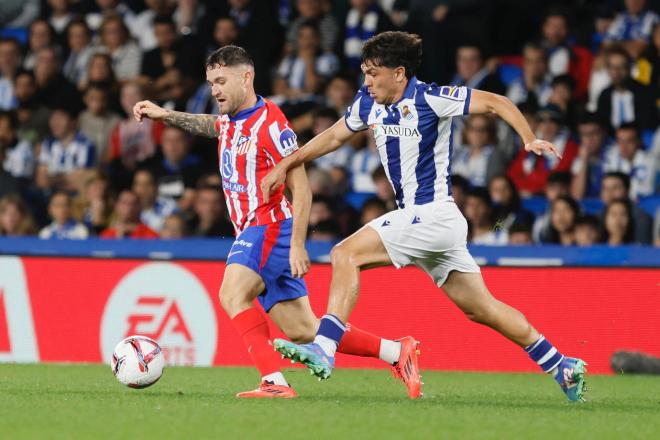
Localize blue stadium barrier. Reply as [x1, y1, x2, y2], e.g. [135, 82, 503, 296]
[522, 196, 660, 216]
[0, 237, 658, 267]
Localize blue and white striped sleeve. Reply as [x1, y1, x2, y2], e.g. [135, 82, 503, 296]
[424, 85, 472, 118]
[344, 88, 369, 132]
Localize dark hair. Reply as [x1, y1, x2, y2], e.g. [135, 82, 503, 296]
[547, 171, 571, 186]
[543, 5, 570, 27]
[603, 198, 635, 244]
[522, 42, 547, 60]
[312, 219, 341, 237]
[153, 14, 175, 28]
[361, 197, 387, 213]
[312, 194, 334, 210]
[575, 214, 599, 229]
[577, 111, 602, 127]
[467, 186, 492, 206]
[546, 195, 580, 243]
[371, 165, 387, 181]
[488, 174, 521, 212]
[206, 45, 254, 69]
[0, 37, 21, 51]
[606, 45, 632, 66]
[509, 221, 532, 235]
[65, 18, 91, 37]
[450, 174, 471, 191]
[49, 190, 72, 204]
[551, 74, 576, 91]
[603, 171, 631, 192]
[51, 103, 79, 119]
[362, 32, 422, 79]
[0, 110, 18, 128]
[298, 19, 320, 35]
[616, 122, 640, 137]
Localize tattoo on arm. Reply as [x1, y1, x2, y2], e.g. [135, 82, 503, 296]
[163, 111, 217, 138]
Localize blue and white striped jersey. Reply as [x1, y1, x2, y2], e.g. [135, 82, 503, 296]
[39, 132, 96, 175]
[345, 77, 471, 208]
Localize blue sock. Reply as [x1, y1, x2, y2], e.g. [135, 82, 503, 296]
[313, 314, 345, 357]
[525, 335, 564, 373]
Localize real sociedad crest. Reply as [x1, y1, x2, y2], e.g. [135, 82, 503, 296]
[400, 105, 414, 120]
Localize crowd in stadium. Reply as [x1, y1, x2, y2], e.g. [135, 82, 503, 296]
[0, 0, 659, 246]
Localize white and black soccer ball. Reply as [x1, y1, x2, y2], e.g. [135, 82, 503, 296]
[111, 335, 165, 388]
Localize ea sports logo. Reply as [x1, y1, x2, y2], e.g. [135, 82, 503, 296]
[100, 263, 217, 366]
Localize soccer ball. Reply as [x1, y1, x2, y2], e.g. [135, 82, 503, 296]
[111, 335, 165, 388]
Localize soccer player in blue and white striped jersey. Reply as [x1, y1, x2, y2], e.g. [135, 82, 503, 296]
[263, 32, 587, 402]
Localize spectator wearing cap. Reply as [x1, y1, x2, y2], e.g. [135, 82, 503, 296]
[36, 105, 96, 192]
[600, 171, 652, 244]
[604, 0, 659, 59]
[596, 45, 657, 132]
[507, 105, 578, 196]
[506, 42, 553, 107]
[570, 114, 615, 200]
[450, 44, 505, 94]
[464, 187, 507, 245]
[602, 123, 656, 199]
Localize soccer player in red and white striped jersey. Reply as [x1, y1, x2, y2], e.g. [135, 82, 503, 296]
[133, 46, 421, 399]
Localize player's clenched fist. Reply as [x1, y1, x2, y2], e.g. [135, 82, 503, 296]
[133, 100, 167, 122]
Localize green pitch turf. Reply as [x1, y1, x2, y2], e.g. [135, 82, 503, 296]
[1, 364, 660, 439]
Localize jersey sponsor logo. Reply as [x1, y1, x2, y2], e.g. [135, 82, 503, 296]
[371, 124, 421, 139]
[221, 149, 233, 179]
[438, 86, 464, 101]
[277, 127, 298, 157]
[234, 239, 254, 248]
[101, 262, 217, 366]
[0, 256, 39, 362]
[222, 179, 247, 193]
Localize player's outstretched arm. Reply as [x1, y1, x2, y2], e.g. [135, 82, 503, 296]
[133, 100, 217, 139]
[468, 89, 562, 159]
[261, 118, 354, 201]
[286, 164, 312, 278]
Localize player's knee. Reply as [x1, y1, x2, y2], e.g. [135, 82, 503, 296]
[219, 289, 250, 317]
[330, 243, 354, 267]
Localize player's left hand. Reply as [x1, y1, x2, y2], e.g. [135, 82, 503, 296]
[524, 139, 562, 159]
[289, 244, 310, 278]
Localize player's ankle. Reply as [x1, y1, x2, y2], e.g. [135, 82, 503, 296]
[379, 339, 401, 365]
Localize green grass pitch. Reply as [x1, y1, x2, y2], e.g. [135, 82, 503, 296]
[1, 364, 660, 439]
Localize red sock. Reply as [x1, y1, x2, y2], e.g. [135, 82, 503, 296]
[337, 323, 382, 358]
[231, 307, 280, 377]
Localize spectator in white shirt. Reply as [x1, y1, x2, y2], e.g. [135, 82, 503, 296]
[97, 14, 142, 82]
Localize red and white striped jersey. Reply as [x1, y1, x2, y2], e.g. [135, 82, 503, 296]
[215, 97, 299, 234]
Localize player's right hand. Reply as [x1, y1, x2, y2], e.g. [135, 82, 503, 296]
[133, 100, 167, 122]
[260, 164, 287, 202]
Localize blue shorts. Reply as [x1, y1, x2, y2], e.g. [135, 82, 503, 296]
[226, 218, 308, 312]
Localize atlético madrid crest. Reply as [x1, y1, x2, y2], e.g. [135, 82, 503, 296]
[236, 135, 255, 155]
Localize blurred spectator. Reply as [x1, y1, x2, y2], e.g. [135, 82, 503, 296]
[309, 218, 341, 241]
[0, 38, 22, 110]
[101, 189, 159, 238]
[0, 194, 37, 236]
[450, 174, 470, 213]
[309, 195, 333, 229]
[343, 0, 394, 72]
[603, 198, 636, 245]
[144, 126, 204, 210]
[371, 166, 396, 211]
[507, 43, 553, 107]
[349, 134, 381, 193]
[0, 0, 40, 28]
[532, 171, 571, 242]
[13, 70, 51, 143]
[129, 0, 173, 51]
[173, 0, 207, 37]
[547, 74, 579, 130]
[0, 110, 35, 182]
[591, 5, 616, 53]
[307, 166, 335, 197]
[570, 114, 614, 200]
[72, 170, 113, 234]
[286, 0, 339, 53]
[47, 0, 75, 36]
[23, 19, 57, 71]
[186, 185, 233, 238]
[508, 221, 534, 245]
[452, 114, 507, 187]
[604, 0, 659, 58]
[546, 195, 580, 245]
[275, 21, 339, 100]
[596, 46, 657, 132]
[359, 197, 387, 226]
[33, 46, 81, 110]
[635, 23, 660, 99]
[140, 15, 203, 106]
[62, 19, 94, 86]
[600, 171, 652, 244]
[38, 191, 89, 239]
[539, 7, 572, 76]
[488, 174, 535, 235]
[450, 44, 504, 94]
[603, 123, 656, 198]
[464, 187, 507, 245]
[97, 14, 142, 82]
[108, 81, 162, 189]
[160, 213, 187, 239]
[78, 53, 121, 113]
[79, 84, 121, 162]
[85, 0, 136, 33]
[507, 105, 578, 196]
[37, 105, 96, 192]
[574, 214, 601, 247]
[0, 145, 20, 199]
[132, 168, 178, 232]
[310, 108, 353, 171]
